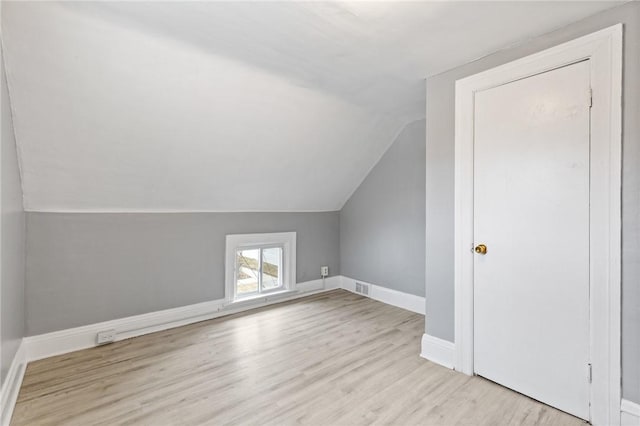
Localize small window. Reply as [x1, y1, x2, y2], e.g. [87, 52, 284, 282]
[225, 232, 296, 303]
[235, 245, 283, 296]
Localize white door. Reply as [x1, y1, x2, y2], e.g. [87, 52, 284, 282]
[473, 60, 591, 420]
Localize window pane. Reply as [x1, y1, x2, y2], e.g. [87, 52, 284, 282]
[236, 248, 260, 295]
[262, 247, 283, 291]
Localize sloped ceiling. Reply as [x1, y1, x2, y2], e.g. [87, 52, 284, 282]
[2, 1, 621, 212]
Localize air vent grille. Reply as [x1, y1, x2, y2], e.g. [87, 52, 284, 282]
[355, 282, 369, 296]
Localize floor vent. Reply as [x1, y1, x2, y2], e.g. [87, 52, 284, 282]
[355, 282, 369, 296]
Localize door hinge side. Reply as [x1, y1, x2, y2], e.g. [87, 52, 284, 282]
[588, 363, 592, 383]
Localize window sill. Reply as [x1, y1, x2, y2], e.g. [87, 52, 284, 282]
[226, 289, 297, 308]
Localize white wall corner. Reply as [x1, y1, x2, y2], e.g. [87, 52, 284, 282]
[296, 275, 341, 293]
[324, 275, 342, 290]
[1, 340, 27, 426]
[622, 399, 640, 426]
[340, 276, 425, 315]
[340, 275, 356, 292]
[420, 333, 455, 370]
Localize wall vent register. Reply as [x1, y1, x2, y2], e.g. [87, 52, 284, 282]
[355, 282, 369, 296]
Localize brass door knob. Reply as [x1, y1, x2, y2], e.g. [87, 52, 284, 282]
[474, 244, 487, 255]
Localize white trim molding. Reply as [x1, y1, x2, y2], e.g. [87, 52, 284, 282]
[420, 334, 454, 369]
[24, 276, 340, 363]
[621, 400, 640, 426]
[454, 25, 622, 426]
[1, 340, 26, 426]
[25, 298, 226, 362]
[21, 275, 418, 364]
[6, 275, 415, 420]
[340, 276, 425, 315]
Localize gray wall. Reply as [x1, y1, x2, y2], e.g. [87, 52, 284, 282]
[1, 48, 26, 384]
[425, 2, 640, 403]
[26, 212, 339, 335]
[340, 119, 426, 297]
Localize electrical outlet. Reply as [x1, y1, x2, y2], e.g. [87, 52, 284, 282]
[96, 329, 116, 345]
[321, 266, 329, 277]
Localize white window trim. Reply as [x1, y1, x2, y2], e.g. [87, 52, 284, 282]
[454, 25, 622, 426]
[225, 232, 296, 304]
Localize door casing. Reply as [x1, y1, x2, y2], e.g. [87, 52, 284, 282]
[453, 24, 622, 426]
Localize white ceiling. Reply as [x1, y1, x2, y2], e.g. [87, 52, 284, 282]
[2, 1, 622, 212]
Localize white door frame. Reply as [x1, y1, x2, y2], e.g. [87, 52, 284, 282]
[454, 25, 622, 426]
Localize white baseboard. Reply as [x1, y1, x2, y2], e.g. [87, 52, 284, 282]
[24, 276, 342, 362]
[23, 275, 415, 363]
[298, 275, 341, 292]
[420, 333, 455, 369]
[12, 274, 415, 422]
[24, 298, 227, 362]
[622, 399, 640, 426]
[1, 340, 26, 426]
[11, 275, 633, 426]
[340, 276, 425, 315]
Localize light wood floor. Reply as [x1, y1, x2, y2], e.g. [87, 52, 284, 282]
[12, 290, 584, 425]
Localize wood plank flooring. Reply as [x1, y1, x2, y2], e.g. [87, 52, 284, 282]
[12, 290, 584, 425]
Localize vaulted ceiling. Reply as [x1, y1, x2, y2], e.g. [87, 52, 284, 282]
[2, 1, 621, 212]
